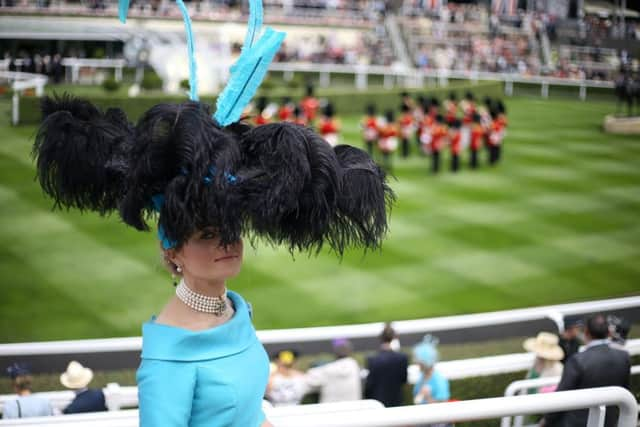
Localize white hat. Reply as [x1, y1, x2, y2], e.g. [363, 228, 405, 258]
[523, 332, 564, 361]
[60, 361, 93, 389]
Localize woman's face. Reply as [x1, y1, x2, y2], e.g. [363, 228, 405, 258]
[171, 229, 244, 282]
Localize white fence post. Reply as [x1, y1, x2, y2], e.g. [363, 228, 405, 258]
[320, 71, 330, 88]
[383, 73, 393, 89]
[541, 81, 549, 98]
[580, 83, 587, 101]
[11, 92, 19, 126]
[505, 78, 513, 96]
[587, 405, 607, 427]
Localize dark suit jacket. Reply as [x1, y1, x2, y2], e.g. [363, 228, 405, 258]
[544, 343, 630, 427]
[364, 349, 409, 407]
[63, 389, 107, 414]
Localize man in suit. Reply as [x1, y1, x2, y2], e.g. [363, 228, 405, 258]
[364, 323, 408, 407]
[60, 361, 107, 414]
[542, 314, 631, 427]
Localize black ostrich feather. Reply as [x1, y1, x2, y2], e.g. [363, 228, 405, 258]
[32, 94, 133, 215]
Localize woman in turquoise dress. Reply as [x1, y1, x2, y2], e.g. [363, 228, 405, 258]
[137, 229, 271, 427]
[32, 5, 392, 427]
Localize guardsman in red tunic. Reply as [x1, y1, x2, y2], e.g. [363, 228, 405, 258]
[495, 100, 508, 163]
[361, 103, 379, 155]
[293, 105, 308, 126]
[300, 84, 320, 125]
[444, 92, 458, 126]
[317, 102, 340, 147]
[399, 103, 414, 158]
[461, 91, 477, 125]
[378, 110, 399, 172]
[449, 119, 462, 172]
[430, 114, 448, 174]
[414, 95, 426, 151]
[469, 113, 484, 169]
[278, 96, 295, 122]
[480, 96, 493, 152]
[254, 96, 270, 126]
[488, 110, 505, 166]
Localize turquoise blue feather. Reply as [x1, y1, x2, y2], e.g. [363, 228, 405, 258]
[214, 27, 285, 126]
[243, 0, 263, 49]
[118, 0, 130, 23]
[176, 0, 199, 101]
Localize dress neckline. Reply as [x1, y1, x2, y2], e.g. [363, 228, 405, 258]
[141, 290, 257, 362]
[150, 292, 238, 333]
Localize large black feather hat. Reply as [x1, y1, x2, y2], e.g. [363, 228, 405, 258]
[33, 95, 394, 255]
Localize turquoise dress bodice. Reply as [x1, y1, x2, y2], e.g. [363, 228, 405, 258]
[137, 291, 269, 427]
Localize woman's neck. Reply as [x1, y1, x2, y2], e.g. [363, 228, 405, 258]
[17, 390, 31, 397]
[182, 275, 226, 298]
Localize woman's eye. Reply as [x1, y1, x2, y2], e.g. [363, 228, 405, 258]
[201, 231, 217, 239]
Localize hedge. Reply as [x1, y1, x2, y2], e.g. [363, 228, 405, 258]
[15, 81, 504, 126]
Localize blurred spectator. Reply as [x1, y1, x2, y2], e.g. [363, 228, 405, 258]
[3, 363, 53, 419]
[305, 338, 362, 403]
[523, 332, 564, 393]
[541, 315, 631, 427]
[558, 316, 583, 364]
[266, 350, 307, 406]
[608, 315, 631, 351]
[412, 335, 450, 404]
[364, 323, 408, 407]
[60, 361, 107, 414]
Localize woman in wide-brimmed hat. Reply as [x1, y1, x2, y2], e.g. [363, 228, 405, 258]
[523, 332, 565, 393]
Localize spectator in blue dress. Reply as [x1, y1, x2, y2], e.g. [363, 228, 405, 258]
[412, 335, 450, 404]
[60, 361, 107, 414]
[3, 363, 53, 419]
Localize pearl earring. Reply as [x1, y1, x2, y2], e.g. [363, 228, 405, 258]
[176, 265, 182, 273]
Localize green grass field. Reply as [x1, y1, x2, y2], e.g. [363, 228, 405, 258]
[1, 96, 639, 343]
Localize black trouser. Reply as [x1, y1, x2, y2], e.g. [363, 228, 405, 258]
[489, 145, 498, 165]
[431, 150, 440, 173]
[401, 138, 410, 158]
[451, 153, 460, 172]
[365, 140, 374, 155]
[382, 152, 392, 172]
[470, 149, 479, 169]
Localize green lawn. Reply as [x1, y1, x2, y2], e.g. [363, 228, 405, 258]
[1, 96, 639, 343]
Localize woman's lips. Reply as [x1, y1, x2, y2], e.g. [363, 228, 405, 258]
[215, 255, 239, 262]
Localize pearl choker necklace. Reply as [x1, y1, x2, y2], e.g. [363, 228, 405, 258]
[175, 280, 228, 316]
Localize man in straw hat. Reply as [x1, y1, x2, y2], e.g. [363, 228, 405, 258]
[60, 361, 107, 414]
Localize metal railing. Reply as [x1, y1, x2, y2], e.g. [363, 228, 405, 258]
[501, 365, 640, 427]
[1, 296, 638, 356]
[60, 58, 126, 84]
[0, 71, 48, 125]
[270, 387, 638, 427]
[0, 388, 635, 427]
[2, 341, 639, 415]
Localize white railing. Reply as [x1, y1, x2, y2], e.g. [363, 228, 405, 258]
[3, 341, 639, 415]
[0, 388, 635, 427]
[268, 61, 614, 100]
[0, 383, 138, 413]
[1, 295, 638, 356]
[60, 58, 126, 84]
[0, 71, 48, 125]
[501, 365, 640, 427]
[271, 387, 638, 427]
